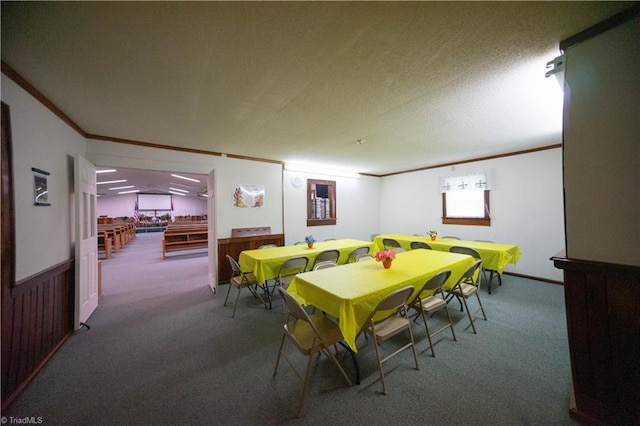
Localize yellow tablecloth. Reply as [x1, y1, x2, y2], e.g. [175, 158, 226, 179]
[288, 249, 475, 351]
[239, 239, 373, 284]
[374, 234, 522, 273]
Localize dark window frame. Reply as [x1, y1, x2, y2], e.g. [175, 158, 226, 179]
[442, 190, 491, 226]
[307, 179, 336, 226]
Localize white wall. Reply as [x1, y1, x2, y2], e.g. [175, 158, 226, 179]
[379, 148, 565, 281]
[563, 16, 640, 267]
[283, 170, 381, 244]
[2, 75, 87, 280]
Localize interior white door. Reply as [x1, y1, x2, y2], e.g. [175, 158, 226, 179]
[74, 154, 98, 329]
[207, 168, 217, 295]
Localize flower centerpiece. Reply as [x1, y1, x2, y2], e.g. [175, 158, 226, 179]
[375, 250, 396, 269]
[305, 235, 316, 248]
[428, 230, 438, 241]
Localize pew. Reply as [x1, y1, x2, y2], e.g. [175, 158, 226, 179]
[98, 231, 112, 260]
[162, 222, 208, 259]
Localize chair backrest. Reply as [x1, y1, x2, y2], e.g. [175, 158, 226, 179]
[442, 236, 461, 240]
[359, 286, 414, 333]
[474, 240, 495, 243]
[226, 254, 241, 275]
[278, 287, 315, 327]
[279, 256, 309, 277]
[313, 260, 338, 270]
[348, 246, 370, 262]
[410, 270, 451, 305]
[459, 259, 483, 285]
[382, 238, 402, 249]
[314, 249, 340, 265]
[259, 244, 278, 249]
[323, 238, 336, 241]
[356, 254, 374, 262]
[450, 246, 481, 260]
[410, 241, 432, 250]
[370, 233, 380, 241]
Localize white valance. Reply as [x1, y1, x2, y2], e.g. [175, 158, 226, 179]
[439, 171, 489, 193]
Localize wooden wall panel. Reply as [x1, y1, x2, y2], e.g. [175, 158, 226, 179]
[217, 234, 285, 283]
[1, 260, 74, 410]
[552, 257, 640, 425]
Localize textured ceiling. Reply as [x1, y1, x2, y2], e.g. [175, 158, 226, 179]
[1, 1, 634, 177]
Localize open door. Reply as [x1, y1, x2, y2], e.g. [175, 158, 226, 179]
[74, 154, 98, 329]
[207, 168, 217, 295]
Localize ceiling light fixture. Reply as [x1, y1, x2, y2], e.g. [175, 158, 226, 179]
[169, 190, 186, 196]
[96, 169, 117, 174]
[356, 139, 366, 145]
[169, 182, 193, 189]
[97, 179, 127, 185]
[171, 174, 200, 183]
[169, 187, 189, 193]
[284, 164, 360, 179]
[118, 189, 139, 194]
[545, 54, 565, 89]
[109, 185, 134, 190]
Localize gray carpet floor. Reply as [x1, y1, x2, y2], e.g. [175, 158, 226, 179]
[3, 232, 579, 425]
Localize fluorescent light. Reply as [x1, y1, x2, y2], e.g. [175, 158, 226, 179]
[118, 189, 139, 194]
[169, 182, 193, 189]
[169, 190, 186, 196]
[171, 174, 200, 183]
[284, 164, 360, 179]
[169, 187, 189, 193]
[97, 179, 127, 185]
[109, 185, 134, 190]
[96, 169, 117, 174]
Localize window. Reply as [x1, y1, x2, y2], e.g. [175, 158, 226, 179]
[440, 172, 490, 226]
[307, 179, 336, 226]
[442, 190, 491, 226]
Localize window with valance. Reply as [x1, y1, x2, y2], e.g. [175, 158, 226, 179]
[440, 171, 491, 226]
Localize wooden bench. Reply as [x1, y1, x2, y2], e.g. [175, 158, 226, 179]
[162, 223, 208, 259]
[98, 231, 113, 259]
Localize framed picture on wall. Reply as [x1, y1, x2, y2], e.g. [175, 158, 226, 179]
[32, 167, 50, 206]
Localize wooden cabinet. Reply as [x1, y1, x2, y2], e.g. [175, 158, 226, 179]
[217, 234, 285, 283]
[552, 257, 640, 425]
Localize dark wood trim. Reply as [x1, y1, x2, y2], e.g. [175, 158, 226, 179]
[560, 4, 640, 52]
[502, 271, 563, 286]
[306, 218, 337, 227]
[307, 179, 336, 226]
[86, 134, 224, 158]
[551, 255, 640, 279]
[13, 259, 74, 294]
[1, 101, 17, 409]
[1, 62, 86, 137]
[441, 190, 491, 227]
[380, 144, 562, 177]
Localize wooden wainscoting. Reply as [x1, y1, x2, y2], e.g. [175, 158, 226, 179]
[217, 234, 285, 283]
[552, 256, 640, 425]
[1, 259, 75, 410]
